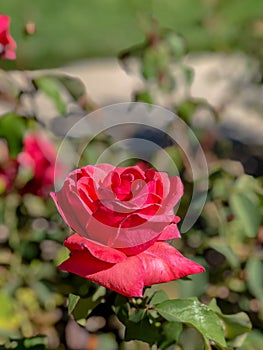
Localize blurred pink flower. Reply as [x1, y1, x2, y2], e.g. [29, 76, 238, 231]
[18, 133, 60, 197]
[0, 15, 16, 60]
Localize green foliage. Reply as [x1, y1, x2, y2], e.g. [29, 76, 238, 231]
[246, 258, 263, 318]
[209, 299, 251, 341]
[125, 310, 158, 345]
[0, 336, 47, 350]
[156, 298, 227, 349]
[0, 114, 27, 157]
[230, 192, 261, 238]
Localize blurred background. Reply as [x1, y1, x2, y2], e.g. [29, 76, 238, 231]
[1, 0, 263, 69]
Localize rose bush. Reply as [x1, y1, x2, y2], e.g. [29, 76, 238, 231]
[18, 132, 60, 197]
[0, 14, 16, 60]
[51, 164, 204, 297]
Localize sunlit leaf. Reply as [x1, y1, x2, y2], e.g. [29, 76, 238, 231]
[156, 298, 227, 348]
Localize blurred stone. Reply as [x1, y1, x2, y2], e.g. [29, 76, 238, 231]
[65, 318, 98, 350]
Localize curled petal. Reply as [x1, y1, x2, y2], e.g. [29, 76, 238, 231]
[64, 234, 127, 263]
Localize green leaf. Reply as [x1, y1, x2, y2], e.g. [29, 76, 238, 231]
[125, 313, 158, 345]
[177, 100, 197, 124]
[209, 299, 251, 340]
[68, 293, 80, 314]
[163, 321, 182, 342]
[69, 294, 102, 321]
[234, 175, 258, 193]
[134, 91, 153, 104]
[34, 76, 67, 115]
[114, 294, 130, 324]
[230, 192, 261, 238]
[56, 74, 86, 102]
[0, 114, 26, 157]
[156, 298, 227, 348]
[246, 257, 263, 317]
[179, 327, 208, 350]
[142, 47, 159, 79]
[150, 290, 169, 305]
[167, 33, 185, 58]
[129, 309, 146, 323]
[23, 336, 47, 349]
[243, 329, 263, 350]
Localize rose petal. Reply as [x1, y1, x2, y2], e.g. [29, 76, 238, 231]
[59, 240, 205, 297]
[139, 242, 205, 286]
[157, 223, 181, 240]
[51, 179, 91, 236]
[59, 249, 144, 297]
[63, 234, 127, 263]
[59, 250, 113, 276]
[161, 175, 184, 213]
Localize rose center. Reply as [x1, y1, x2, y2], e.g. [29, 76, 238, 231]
[111, 171, 134, 201]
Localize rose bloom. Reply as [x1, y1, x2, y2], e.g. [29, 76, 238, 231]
[51, 164, 204, 297]
[18, 133, 60, 197]
[0, 139, 18, 194]
[0, 15, 16, 60]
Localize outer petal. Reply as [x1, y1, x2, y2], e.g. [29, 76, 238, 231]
[63, 234, 127, 263]
[59, 238, 204, 297]
[50, 180, 91, 237]
[139, 241, 205, 286]
[59, 247, 144, 297]
[50, 190, 87, 236]
[59, 250, 113, 277]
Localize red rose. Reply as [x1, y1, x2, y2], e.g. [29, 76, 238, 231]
[51, 164, 204, 297]
[18, 133, 60, 197]
[0, 15, 16, 60]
